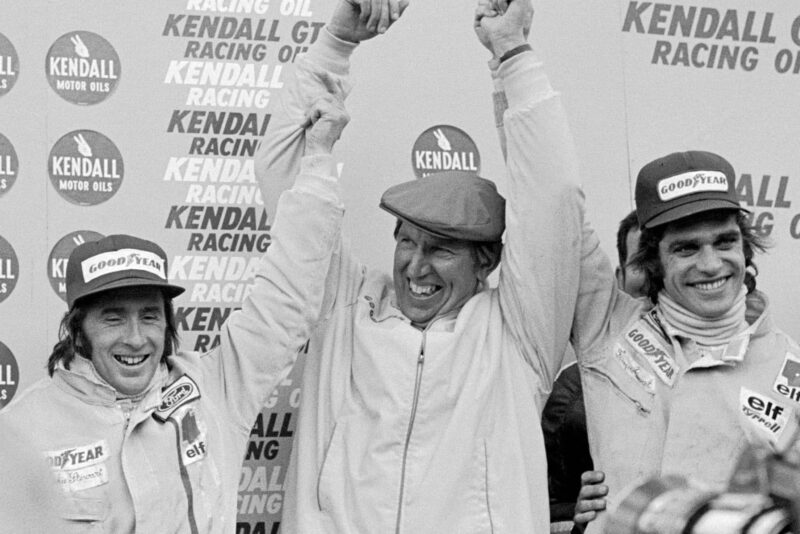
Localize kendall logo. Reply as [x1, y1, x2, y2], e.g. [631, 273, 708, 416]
[82, 248, 165, 283]
[0, 33, 19, 97]
[411, 125, 480, 179]
[46, 440, 108, 471]
[47, 230, 104, 302]
[46, 31, 121, 105]
[658, 170, 728, 201]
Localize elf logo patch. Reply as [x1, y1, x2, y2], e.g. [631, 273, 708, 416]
[773, 353, 800, 404]
[740, 388, 790, 442]
[625, 325, 678, 387]
[179, 408, 207, 466]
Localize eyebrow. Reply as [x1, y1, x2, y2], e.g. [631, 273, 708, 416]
[667, 229, 741, 250]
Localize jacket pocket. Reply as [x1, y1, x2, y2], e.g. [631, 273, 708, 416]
[61, 496, 106, 532]
[316, 422, 340, 512]
[583, 362, 653, 416]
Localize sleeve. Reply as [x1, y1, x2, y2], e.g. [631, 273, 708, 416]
[494, 51, 585, 387]
[200, 29, 361, 430]
[254, 29, 357, 195]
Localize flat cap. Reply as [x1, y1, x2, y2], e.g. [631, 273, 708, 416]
[379, 171, 505, 242]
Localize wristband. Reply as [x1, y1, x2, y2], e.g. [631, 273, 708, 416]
[499, 43, 532, 64]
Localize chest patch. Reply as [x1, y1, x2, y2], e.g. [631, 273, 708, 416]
[153, 374, 200, 423]
[45, 439, 109, 492]
[613, 343, 655, 393]
[772, 352, 800, 404]
[624, 324, 679, 387]
[740, 387, 791, 444]
[176, 406, 208, 466]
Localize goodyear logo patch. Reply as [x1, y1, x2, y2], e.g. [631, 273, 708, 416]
[45, 439, 109, 492]
[625, 325, 679, 387]
[154, 374, 200, 422]
[740, 387, 790, 443]
[658, 170, 728, 201]
[46, 439, 108, 471]
[773, 352, 800, 404]
[82, 248, 165, 283]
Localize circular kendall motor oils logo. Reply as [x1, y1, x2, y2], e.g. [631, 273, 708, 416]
[48, 130, 124, 206]
[0, 33, 19, 97]
[0, 235, 18, 304]
[0, 133, 18, 196]
[47, 230, 104, 302]
[0, 341, 19, 410]
[45, 31, 121, 105]
[411, 125, 481, 179]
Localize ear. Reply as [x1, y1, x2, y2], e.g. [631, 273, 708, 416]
[474, 247, 502, 283]
[615, 266, 624, 288]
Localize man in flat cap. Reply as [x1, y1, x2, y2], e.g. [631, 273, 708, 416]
[255, 0, 584, 531]
[567, 150, 800, 533]
[0, 87, 343, 533]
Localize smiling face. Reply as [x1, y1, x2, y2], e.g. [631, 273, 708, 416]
[393, 223, 490, 328]
[81, 286, 167, 396]
[658, 212, 745, 318]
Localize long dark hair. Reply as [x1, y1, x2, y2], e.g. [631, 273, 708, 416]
[631, 209, 768, 304]
[47, 292, 180, 376]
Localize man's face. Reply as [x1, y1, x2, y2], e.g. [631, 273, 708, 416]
[658, 213, 745, 318]
[617, 227, 646, 298]
[393, 223, 488, 327]
[81, 286, 167, 396]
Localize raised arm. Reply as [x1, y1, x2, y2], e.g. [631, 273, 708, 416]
[477, 0, 584, 389]
[255, 0, 409, 194]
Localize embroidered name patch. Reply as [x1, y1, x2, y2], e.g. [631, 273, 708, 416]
[614, 343, 655, 393]
[153, 374, 200, 423]
[625, 326, 679, 387]
[740, 387, 790, 443]
[45, 439, 109, 492]
[773, 352, 800, 404]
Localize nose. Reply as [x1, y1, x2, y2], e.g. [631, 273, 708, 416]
[407, 249, 432, 278]
[696, 245, 723, 273]
[124, 319, 146, 347]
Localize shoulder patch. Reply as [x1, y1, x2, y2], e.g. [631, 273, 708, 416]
[624, 322, 679, 387]
[773, 352, 800, 404]
[740, 387, 791, 444]
[153, 374, 200, 423]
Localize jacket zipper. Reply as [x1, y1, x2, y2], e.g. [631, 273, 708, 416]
[584, 366, 651, 415]
[395, 335, 427, 534]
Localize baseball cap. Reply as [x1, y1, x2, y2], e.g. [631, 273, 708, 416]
[635, 151, 746, 229]
[379, 171, 505, 242]
[66, 234, 185, 309]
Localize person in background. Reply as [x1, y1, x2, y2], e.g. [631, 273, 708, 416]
[0, 99, 343, 530]
[544, 209, 646, 533]
[255, 0, 585, 531]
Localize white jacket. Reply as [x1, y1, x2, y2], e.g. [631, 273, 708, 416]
[256, 31, 585, 533]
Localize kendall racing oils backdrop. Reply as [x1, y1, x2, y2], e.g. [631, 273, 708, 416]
[1, 1, 799, 532]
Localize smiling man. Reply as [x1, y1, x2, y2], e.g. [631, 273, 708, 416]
[569, 150, 800, 533]
[0, 137, 341, 532]
[254, 0, 584, 531]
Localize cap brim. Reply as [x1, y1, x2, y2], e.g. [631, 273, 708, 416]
[72, 277, 185, 307]
[644, 198, 748, 228]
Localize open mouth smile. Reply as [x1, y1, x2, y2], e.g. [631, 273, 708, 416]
[409, 280, 441, 298]
[690, 276, 729, 291]
[114, 354, 150, 367]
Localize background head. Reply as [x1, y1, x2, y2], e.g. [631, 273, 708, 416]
[632, 152, 766, 314]
[615, 209, 645, 298]
[48, 235, 184, 393]
[380, 171, 505, 327]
